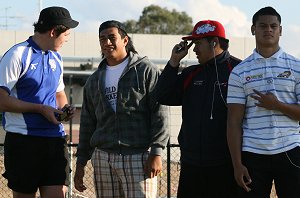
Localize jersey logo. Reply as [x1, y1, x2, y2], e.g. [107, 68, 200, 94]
[277, 71, 291, 78]
[245, 74, 263, 81]
[30, 63, 38, 70]
[49, 59, 57, 71]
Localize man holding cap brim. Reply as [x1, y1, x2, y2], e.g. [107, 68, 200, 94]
[156, 20, 241, 198]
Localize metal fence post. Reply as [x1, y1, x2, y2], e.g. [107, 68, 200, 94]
[69, 74, 73, 143]
[167, 140, 171, 198]
[68, 74, 73, 198]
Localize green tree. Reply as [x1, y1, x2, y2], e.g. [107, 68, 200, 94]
[123, 19, 139, 33]
[123, 5, 193, 35]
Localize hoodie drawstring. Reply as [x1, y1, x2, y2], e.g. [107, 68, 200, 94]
[134, 66, 140, 92]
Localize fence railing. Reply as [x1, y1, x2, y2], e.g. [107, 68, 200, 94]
[0, 143, 181, 198]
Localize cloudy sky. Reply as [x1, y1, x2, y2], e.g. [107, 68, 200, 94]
[1, 0, 300, 57]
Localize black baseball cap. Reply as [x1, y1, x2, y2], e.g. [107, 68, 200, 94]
[99, 20, 127, 35]
[37, 6, 79, 28]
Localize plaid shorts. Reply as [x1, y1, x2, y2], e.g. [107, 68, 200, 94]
[91, 148, 157, 198]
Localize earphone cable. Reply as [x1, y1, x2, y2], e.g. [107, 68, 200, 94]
[212, 46, 227, 106]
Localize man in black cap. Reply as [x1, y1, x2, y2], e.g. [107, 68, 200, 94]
[73, 20, 169, 198]
[0, 6, 78, 198]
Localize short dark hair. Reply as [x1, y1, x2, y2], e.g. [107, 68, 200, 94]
[99, 20, 137, 57]
[205, 36, 229, 51]
[33, 23, 69, 36]
[252, 6, 281, 25]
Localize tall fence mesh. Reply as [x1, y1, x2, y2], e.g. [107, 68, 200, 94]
[0, 144, 181, 198]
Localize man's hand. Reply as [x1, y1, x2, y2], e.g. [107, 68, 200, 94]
[74, 163, 87, 192]
[250, 89, 280, 110]
[144, 154, 162, 178]
[57, 104, 76, 122]
[234, 164, 252, 192]
[39, 105, 62, 125]
[169, 40, 193, 68]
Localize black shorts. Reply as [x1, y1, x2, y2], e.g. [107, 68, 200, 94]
[238, 147, 300, 198]
[2, 132, 70, 194]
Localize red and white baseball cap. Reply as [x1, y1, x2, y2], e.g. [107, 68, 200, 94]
[182, 20, 228, 42]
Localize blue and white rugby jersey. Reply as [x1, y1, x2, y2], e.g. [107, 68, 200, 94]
[0, 37, 65, 137]
[227, 48, 300, 154]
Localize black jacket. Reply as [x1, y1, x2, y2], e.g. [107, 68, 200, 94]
[156, 51, 241, 166]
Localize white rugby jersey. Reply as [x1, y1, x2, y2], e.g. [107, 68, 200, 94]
[0, 37, 65, 137]
[227, 48, 300, 154]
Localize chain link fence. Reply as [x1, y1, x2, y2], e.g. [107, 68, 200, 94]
[0, 143, 181, 198]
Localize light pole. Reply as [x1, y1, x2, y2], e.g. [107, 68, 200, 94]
[4, 6, 11, 30]
[0, 7, 23, 30]
[38, 0, 43, 12]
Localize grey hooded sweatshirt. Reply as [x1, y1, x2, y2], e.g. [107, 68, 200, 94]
[76, 52, 169, 165]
